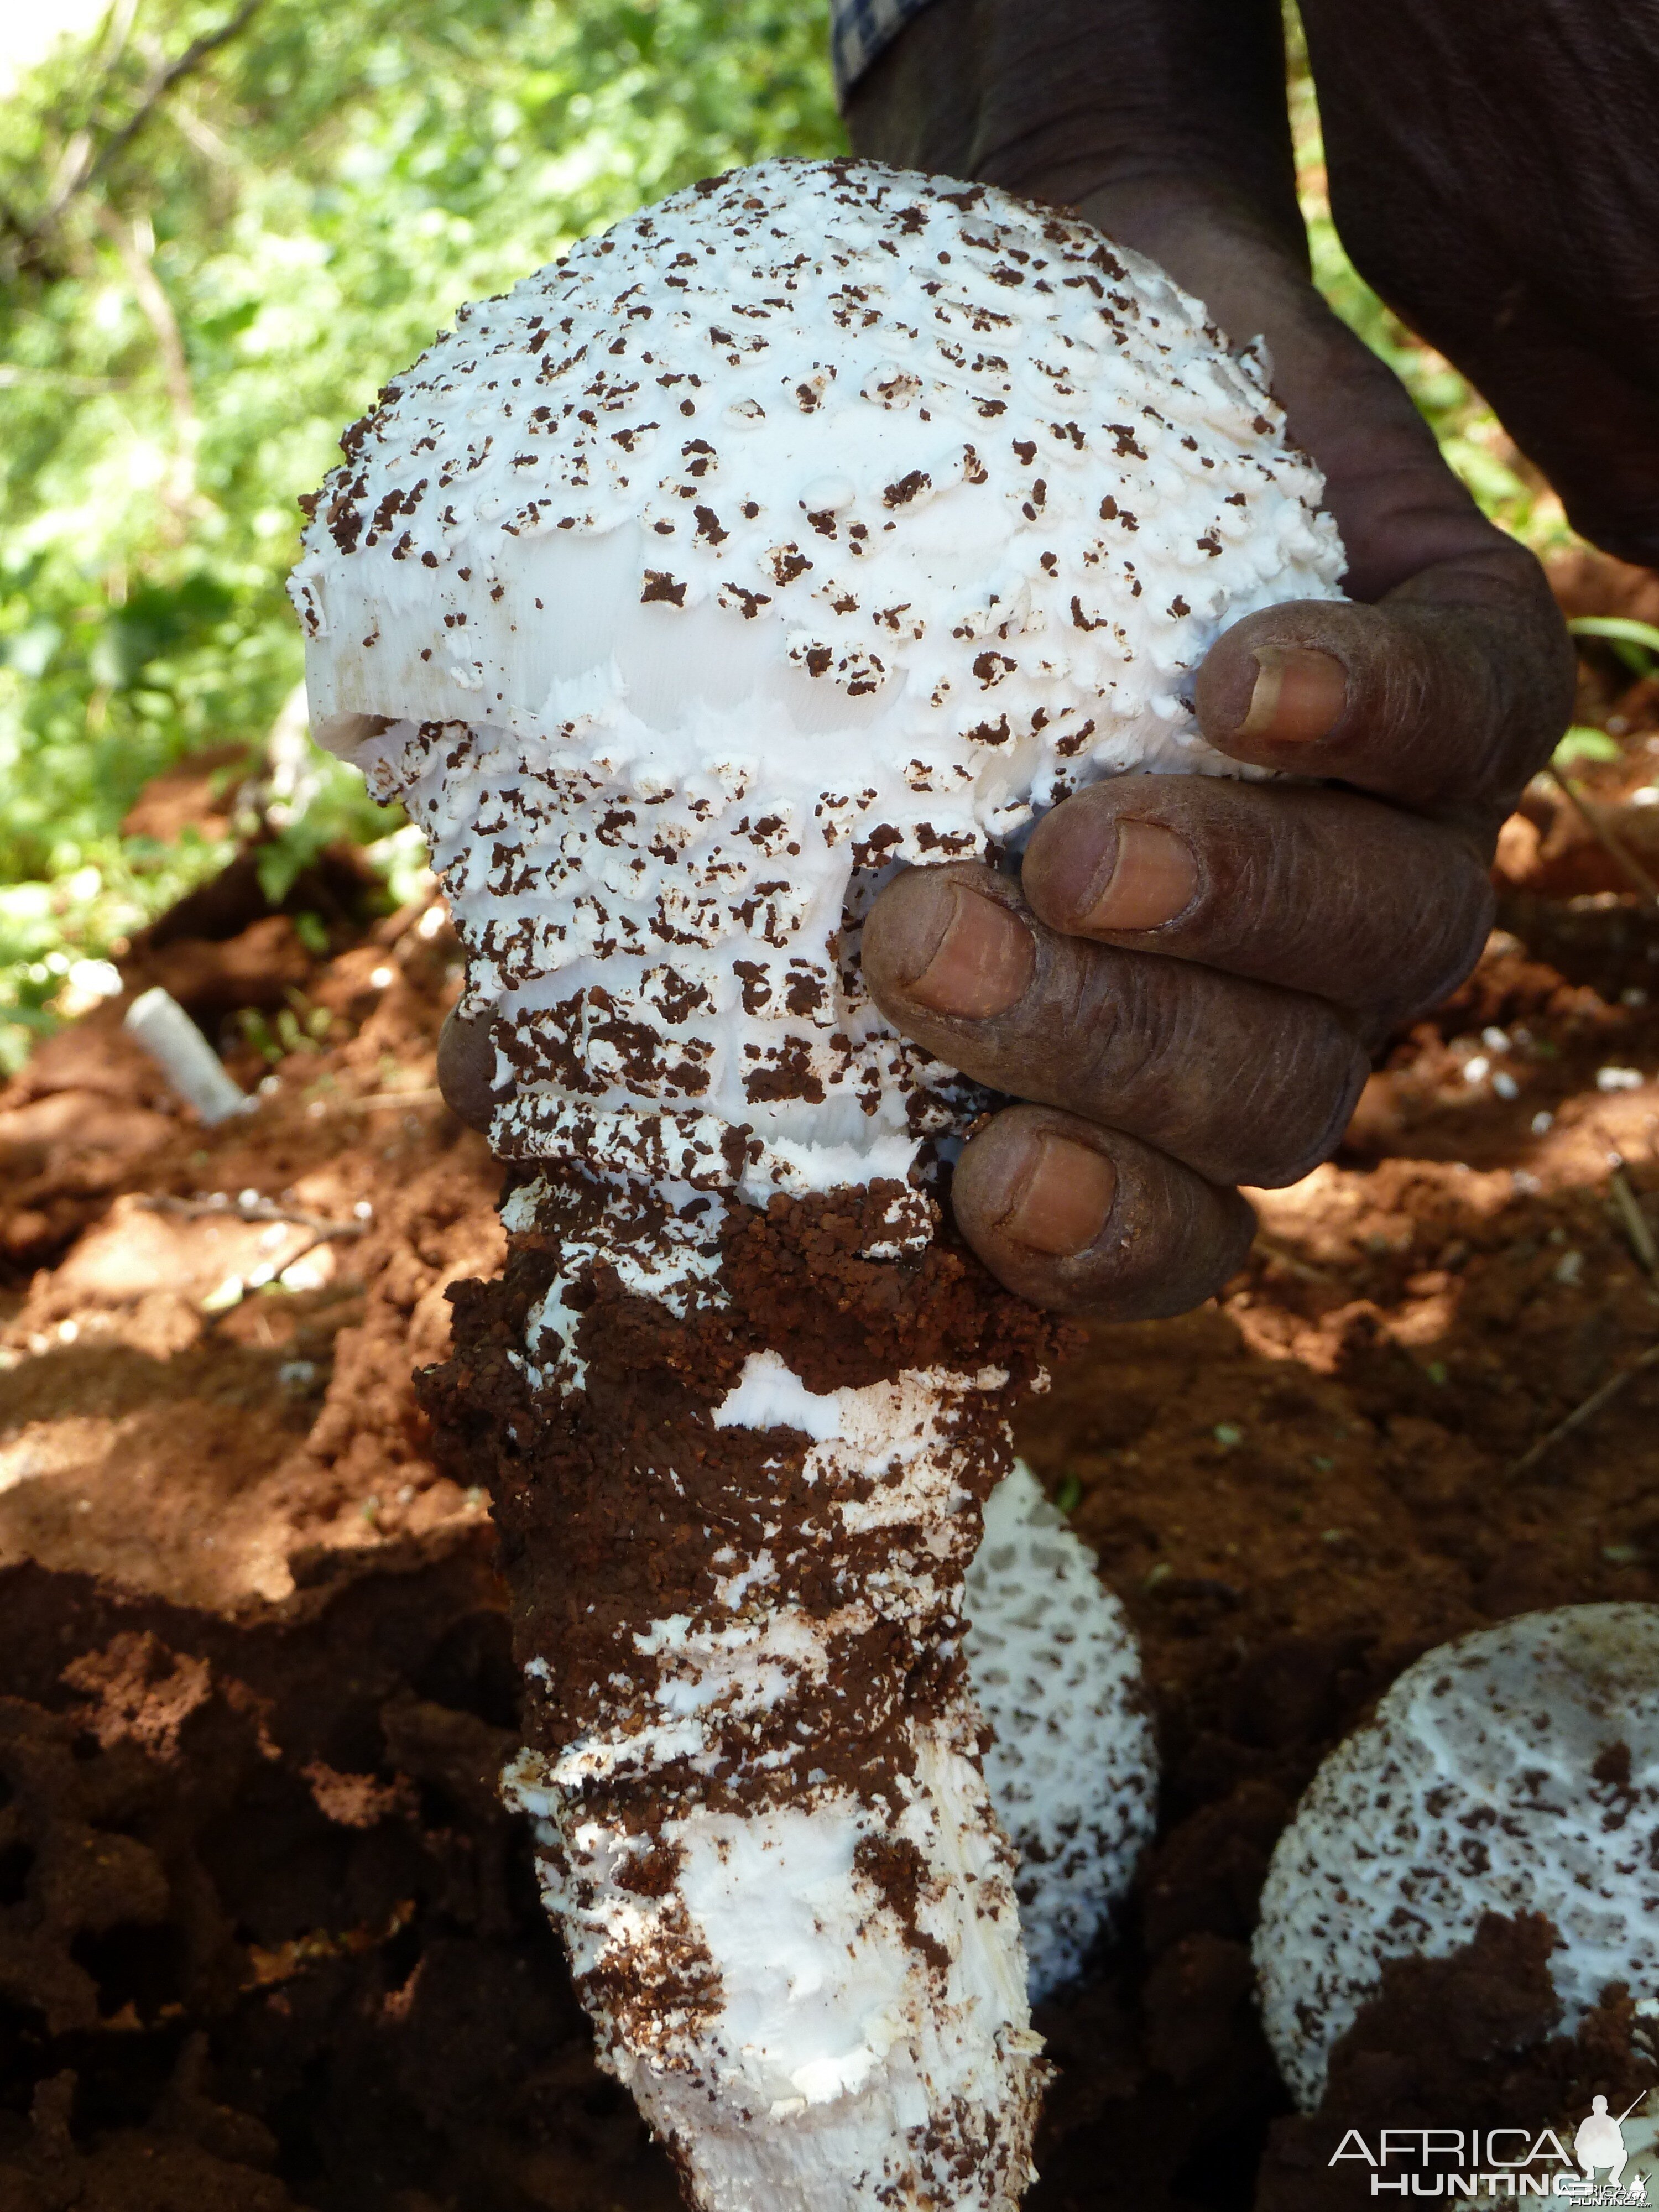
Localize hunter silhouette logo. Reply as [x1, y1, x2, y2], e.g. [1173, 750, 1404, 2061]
[1574, 2097, 1648, 2200]
[1331, 2099, 1653, 2200]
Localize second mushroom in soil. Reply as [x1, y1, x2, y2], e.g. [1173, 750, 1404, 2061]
[293, 156, 1343, 2210]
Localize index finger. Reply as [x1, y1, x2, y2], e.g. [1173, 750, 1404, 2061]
[1083, 205, 1578, 824]
[1193, 564, 1574, 828]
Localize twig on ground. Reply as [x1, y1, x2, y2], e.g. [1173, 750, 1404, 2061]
[137, 1194, 368, 1314]
[1251, 1234, 1339, 1285]
[1504, 1340, 1659, 1483]
[1609, 1166, 1659, 1277]
[137, 1193, 367, 1240]
[1548, 769, 1659, 909]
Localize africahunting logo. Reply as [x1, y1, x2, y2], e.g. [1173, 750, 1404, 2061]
[1331, 2096, 1652, 2202]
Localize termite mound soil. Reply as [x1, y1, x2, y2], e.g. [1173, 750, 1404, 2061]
[2, 637, 1658, 2207]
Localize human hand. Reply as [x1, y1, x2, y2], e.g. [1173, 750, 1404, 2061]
[845, 0, 1575, 1318]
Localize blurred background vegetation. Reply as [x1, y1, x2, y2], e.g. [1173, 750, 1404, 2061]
[0, 0, 1575, 1072]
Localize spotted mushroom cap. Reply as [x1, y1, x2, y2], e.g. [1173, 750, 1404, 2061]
[1254, 1604, 1659, 2111]
[291, 156, 1344, 1198]
[965, 1460, 1156, 2001]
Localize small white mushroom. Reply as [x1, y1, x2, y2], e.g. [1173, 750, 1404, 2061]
[966, 1460, 1155, 2001]
[1254, 1603, 1659, 2112]
[293, 155, 1342, 2210]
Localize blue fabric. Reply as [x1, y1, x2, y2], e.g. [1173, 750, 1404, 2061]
[830, 0, 938, 100]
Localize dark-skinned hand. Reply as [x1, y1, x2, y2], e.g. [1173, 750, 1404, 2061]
[841, 0, 1577, 1318]
[440, 0, 1587, 1322]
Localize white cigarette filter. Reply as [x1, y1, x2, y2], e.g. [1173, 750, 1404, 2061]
[1254, 1604, 1659, 2112]
[293, 156, 1342, 2210]
[124, 987, 248, 1125]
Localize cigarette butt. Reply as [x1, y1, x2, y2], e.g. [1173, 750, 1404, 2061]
[124, 987, 249, 1126]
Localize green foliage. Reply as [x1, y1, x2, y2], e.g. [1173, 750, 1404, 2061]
[1567, 615, 1659, 679]
[237, 992, 335, 1062]
[0, 832, 233, 1065]
[1553, 727, 1623, 769]
[0, 0, 843, 1067]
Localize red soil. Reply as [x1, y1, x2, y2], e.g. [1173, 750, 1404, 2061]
[2, 639, 1657, 2207]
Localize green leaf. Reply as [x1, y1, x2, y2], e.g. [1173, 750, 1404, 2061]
[1554, 726, 1624, 768]
[1568, 615, 1659, 680]
[1568, 615, 1659, 656]
[255, 837, 307, 906]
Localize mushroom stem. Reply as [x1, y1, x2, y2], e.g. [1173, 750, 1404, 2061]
[427, 1164, 1047, 2208]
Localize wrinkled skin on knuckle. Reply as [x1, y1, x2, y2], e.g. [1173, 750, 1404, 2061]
[865, 859, 1368, 1190]
[1022, 778, 1494, 1030]
[1039, 948, 1364, 1188]
[1230, 1019, 1371, 1189]
[952, 1107, 1257, 1321]
[1382, 586, 1574, 821]
[1364, 843, 1496, 1039]
[1196, 787, 1499, 1036]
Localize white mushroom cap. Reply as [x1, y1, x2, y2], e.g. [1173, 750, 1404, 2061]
[1254, 1604, 1659, 2111]
[289, 157, 1344, 1201]
[966, 1460, 1156, 2001]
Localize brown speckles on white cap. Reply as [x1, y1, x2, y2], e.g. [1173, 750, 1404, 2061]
[290, 156, 1342, 1205]
[1254, 1604, 1659, 2111]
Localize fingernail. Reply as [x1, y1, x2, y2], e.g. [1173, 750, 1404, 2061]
[1240, 644, 1347, 742]
[1081, 818, 1198, 932]
[907, 885, 1034, 1018]
[998, 1134, 1117, 1256]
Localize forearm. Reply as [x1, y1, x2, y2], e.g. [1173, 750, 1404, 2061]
[846, 0, 1303, 258]
[847, 0, 1516, 604]
[1298, 0, 1659, 566]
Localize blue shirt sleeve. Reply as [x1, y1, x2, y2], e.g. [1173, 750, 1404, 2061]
[830, 0, 940, 102]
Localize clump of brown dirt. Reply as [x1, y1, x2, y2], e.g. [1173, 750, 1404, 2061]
[1, 888, 503, 1608]
[1256, 1914, 1654, 2212]
[0, 1550, 679, 2212]
[422, 1167, 1066, 1833]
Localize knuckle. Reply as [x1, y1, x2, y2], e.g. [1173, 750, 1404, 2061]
[1209, 1013, 1365, 1188]
[1050, 944, 1173, 1109]
[1376, 851, 1496, 1023]
[1005, 936, 1125, 1100]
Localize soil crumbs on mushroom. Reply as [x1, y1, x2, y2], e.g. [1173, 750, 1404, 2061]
[3, 650, 1659, 2208]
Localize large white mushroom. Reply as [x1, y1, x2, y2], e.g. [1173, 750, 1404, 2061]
[1255, 1604, 1659, 2113]
[292, 155, 1342, 2210]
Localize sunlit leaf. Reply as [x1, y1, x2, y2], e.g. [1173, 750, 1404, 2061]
[1554, 726, 1624, 768]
